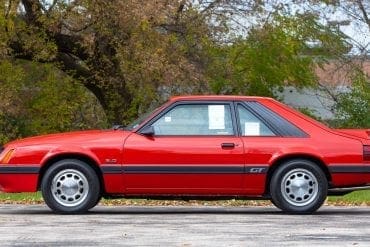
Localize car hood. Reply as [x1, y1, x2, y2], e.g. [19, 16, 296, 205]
[5, 129, 131, 148]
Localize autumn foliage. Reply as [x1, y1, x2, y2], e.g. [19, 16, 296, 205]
[0, 0, 368, 141]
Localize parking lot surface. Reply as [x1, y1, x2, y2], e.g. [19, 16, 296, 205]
[0, 204, 370, 246]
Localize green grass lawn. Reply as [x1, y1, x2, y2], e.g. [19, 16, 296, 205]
[328, 190, 370, 206]
[1, 191, 370, 206]
[0, 192, 43, 204]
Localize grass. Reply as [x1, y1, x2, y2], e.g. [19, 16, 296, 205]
[327, 190, 370, 206]
[0, 192, 43, 204]
[1, 191, 370, 206]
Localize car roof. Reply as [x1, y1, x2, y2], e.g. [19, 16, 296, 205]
[170, 95, 272, 102]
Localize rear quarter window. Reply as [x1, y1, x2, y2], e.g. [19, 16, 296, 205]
[243, 101, 309, 137]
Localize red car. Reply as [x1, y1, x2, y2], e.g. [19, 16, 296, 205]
[0, 95, 369, 214]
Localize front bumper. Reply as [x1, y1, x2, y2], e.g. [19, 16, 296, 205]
[0, 165, 39, 192]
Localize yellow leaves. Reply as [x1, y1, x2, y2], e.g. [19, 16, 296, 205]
[100, 198, 273, 207]
[140, 20, 150, 32]
[18, 28, 58, 61]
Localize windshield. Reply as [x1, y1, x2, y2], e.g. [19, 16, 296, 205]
[124, 105, 163, 131]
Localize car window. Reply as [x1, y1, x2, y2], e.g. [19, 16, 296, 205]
[237, 105, 276, 136]
[151, 104, 234, 135]
[243, 101, 309, 137]
[125, 104, 164, 131]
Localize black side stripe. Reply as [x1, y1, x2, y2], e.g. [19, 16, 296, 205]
[101, 166, 122, 174]
[5, 164, 368, 175]
[101, 165, 268, 174]
[0, 166, 40, 174]
[123, 166, 244, 174]
[329, 165, 370, 173]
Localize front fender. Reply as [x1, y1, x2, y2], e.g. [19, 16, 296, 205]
[40, 145, 101, 167]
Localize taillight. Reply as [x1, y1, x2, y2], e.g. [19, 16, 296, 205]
[364, 145, 370, 161]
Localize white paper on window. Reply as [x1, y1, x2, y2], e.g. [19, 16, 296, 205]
[245, 122, 260, 136]
[208, 105, 225, 129]
[164, 116, 172, 122]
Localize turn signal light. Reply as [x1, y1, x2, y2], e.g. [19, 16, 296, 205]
[0, 149, 15, 164]
[364, 146, 370, 161]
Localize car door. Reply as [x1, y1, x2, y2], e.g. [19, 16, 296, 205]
[122, 101, 245, 194]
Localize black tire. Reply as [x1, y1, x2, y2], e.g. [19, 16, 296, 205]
[41, 159, 101, 214]
[270, 159, 327, 214]
[88, 194, 102, 210]
[270, 198, 282, 210]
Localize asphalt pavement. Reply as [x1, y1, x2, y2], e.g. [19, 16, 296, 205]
[0, 204, 370, 246]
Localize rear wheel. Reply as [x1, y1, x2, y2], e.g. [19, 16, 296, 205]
[89, 194, 102, 210]
[270, 159, 327, 214]
[41, 159, 101, 214]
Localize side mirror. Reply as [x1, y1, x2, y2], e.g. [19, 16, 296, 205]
[140, 126, 155, 136]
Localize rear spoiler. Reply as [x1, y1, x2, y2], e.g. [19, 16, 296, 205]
[334, 129, 370, 140]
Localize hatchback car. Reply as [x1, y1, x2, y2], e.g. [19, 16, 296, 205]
[0, 95, 369, 214]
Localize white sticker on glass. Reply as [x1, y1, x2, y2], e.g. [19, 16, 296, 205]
[164, 116, 171, 122]
[208, 105, 225, 129]
[245, 122, 260, 136]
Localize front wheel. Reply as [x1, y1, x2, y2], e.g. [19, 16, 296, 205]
[41, 159, 101, 214]
[270, 159, 327, 214]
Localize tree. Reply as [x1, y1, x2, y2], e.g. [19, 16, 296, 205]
[316, 0, 370, 57]
[0, 59, 106, 143]
[296, 0, 370, 127]
[207, 14, 347, 97]
[0, 60, 24, 143]
[1, 0, 366, 131]
[333, 69, 370, 128]
[0, 0, 218, 124]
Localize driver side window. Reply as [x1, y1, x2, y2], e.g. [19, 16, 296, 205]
[151, 104, 234, 136]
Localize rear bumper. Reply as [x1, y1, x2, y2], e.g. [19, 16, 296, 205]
[329, 163, 370, 187]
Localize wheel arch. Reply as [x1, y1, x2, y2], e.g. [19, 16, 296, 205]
[265, 154, 331, 195]
[38, 153, 105, 194]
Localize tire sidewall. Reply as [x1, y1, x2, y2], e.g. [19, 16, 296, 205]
[270, 159, 328, 214]
[41, 159, 100, 214]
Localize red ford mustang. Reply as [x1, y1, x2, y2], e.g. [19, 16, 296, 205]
[0, 95, 369, 214]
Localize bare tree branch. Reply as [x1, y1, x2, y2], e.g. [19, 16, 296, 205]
[47, 0, 58, 14]
[356, 0, 370, 31]
[200, 0, 223, 14]
[21, 0, 43, 23]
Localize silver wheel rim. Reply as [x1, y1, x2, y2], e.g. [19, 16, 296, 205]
[281, 168, 319, 207]
[51, 169, 89, 207]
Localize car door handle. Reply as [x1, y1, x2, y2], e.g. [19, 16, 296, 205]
[221, 143, 235, 148]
